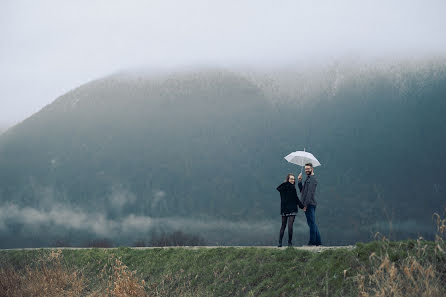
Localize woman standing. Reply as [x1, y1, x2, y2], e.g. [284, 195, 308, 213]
[276, 174, 304, 247]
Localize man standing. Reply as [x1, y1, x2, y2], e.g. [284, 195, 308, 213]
[298, 163, 322, 246]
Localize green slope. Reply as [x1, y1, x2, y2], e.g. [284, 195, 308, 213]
[1, 240, 445, 297]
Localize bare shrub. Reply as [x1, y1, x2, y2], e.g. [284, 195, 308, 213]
[132, 239, 147, 247]
[150, 230, 206, 247]
[86, 239, 114, 248]
[357, 210, 446, 297]
[52, 238, 72, 247]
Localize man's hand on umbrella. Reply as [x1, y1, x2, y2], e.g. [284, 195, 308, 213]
[298, 173, 302, 181]
[303, 206, 307, 212]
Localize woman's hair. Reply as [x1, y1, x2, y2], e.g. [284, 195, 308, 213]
[285, 173, 295, 182]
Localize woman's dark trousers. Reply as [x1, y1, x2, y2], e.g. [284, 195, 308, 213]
[279, 215, 295, 246]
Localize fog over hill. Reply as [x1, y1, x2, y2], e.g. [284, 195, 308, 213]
[0, 59, 445, 248]
[0, 123, 12, 135]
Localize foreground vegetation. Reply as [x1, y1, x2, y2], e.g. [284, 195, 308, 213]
[0, 239, 445, 296]
[0, 211, 444, 296]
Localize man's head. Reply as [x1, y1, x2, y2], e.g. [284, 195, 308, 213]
[304, 163, 314, 176]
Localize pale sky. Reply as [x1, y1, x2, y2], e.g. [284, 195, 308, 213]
[1, 0, 446, 126]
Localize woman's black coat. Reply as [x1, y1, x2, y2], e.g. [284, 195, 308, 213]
[276, 182, 304, 215]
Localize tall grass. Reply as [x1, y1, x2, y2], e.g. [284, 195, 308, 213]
[102, 256, 146, 296]
[0, 250, 147, 297]
[0, 249, 87, 296]
[357, 210, 446, 297]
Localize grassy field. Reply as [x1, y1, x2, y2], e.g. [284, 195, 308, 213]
[1, 238, 445, 297]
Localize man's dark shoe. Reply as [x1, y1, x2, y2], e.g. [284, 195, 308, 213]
[278, 241, 282, 247]
[288, 242, 293, 247]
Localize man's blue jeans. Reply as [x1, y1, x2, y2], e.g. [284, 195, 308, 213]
[305, 205, 322, 245]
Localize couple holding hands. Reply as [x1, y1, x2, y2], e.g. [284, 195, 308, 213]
[276, 163, 322, 247]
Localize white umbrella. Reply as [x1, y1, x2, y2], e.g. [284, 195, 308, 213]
[284, 149, 321, 173]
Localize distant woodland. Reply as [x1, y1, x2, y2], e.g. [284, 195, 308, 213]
[0, 59, 445, 247]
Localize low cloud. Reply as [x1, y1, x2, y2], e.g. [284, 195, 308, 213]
[108, 186, 137, 208]
[0, 202, 305, 244]
[150, 190, 167, 212]
[0, 203, 117, 237]
[121, 214, 153, 233]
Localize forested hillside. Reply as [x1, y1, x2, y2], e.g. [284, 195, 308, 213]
[0, 60, 445, 248]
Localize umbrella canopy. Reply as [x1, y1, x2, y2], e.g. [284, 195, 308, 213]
[284, 151, 321, 167]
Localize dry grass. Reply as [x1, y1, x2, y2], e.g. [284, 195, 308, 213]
[0, 250, 148, 297]
[101, 256, 146, 297]
[0, 249, 86, 297]
[0, 249, 210, 297]
[357, 210, 446, 297]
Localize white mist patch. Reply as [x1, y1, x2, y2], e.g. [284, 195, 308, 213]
[157, 216, 306, 235]
[0, 203, 117, 237]
[0, 202, 306, 240]
[18, 206, 49, 225]
[150, 190, 167, 211]
[121, 214, 154, 232]
[108, 186, 137, 208]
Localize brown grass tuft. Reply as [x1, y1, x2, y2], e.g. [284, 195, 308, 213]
[101, 256, 147, 297]
[357, 209, 446, 297]
[0, 249, 87, 297]
[0, 250, 149, 297]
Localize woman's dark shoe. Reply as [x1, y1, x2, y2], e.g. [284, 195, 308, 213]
[278, 241, 283, 247]
[288, 242, 293, 247]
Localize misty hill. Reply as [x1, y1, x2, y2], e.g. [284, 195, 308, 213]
[0, 62, 445, 248]
[0, 124, 10, 135]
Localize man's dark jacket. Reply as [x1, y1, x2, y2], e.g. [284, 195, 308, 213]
[276, 182, 304, 214]
[298, 175, 318, 207]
